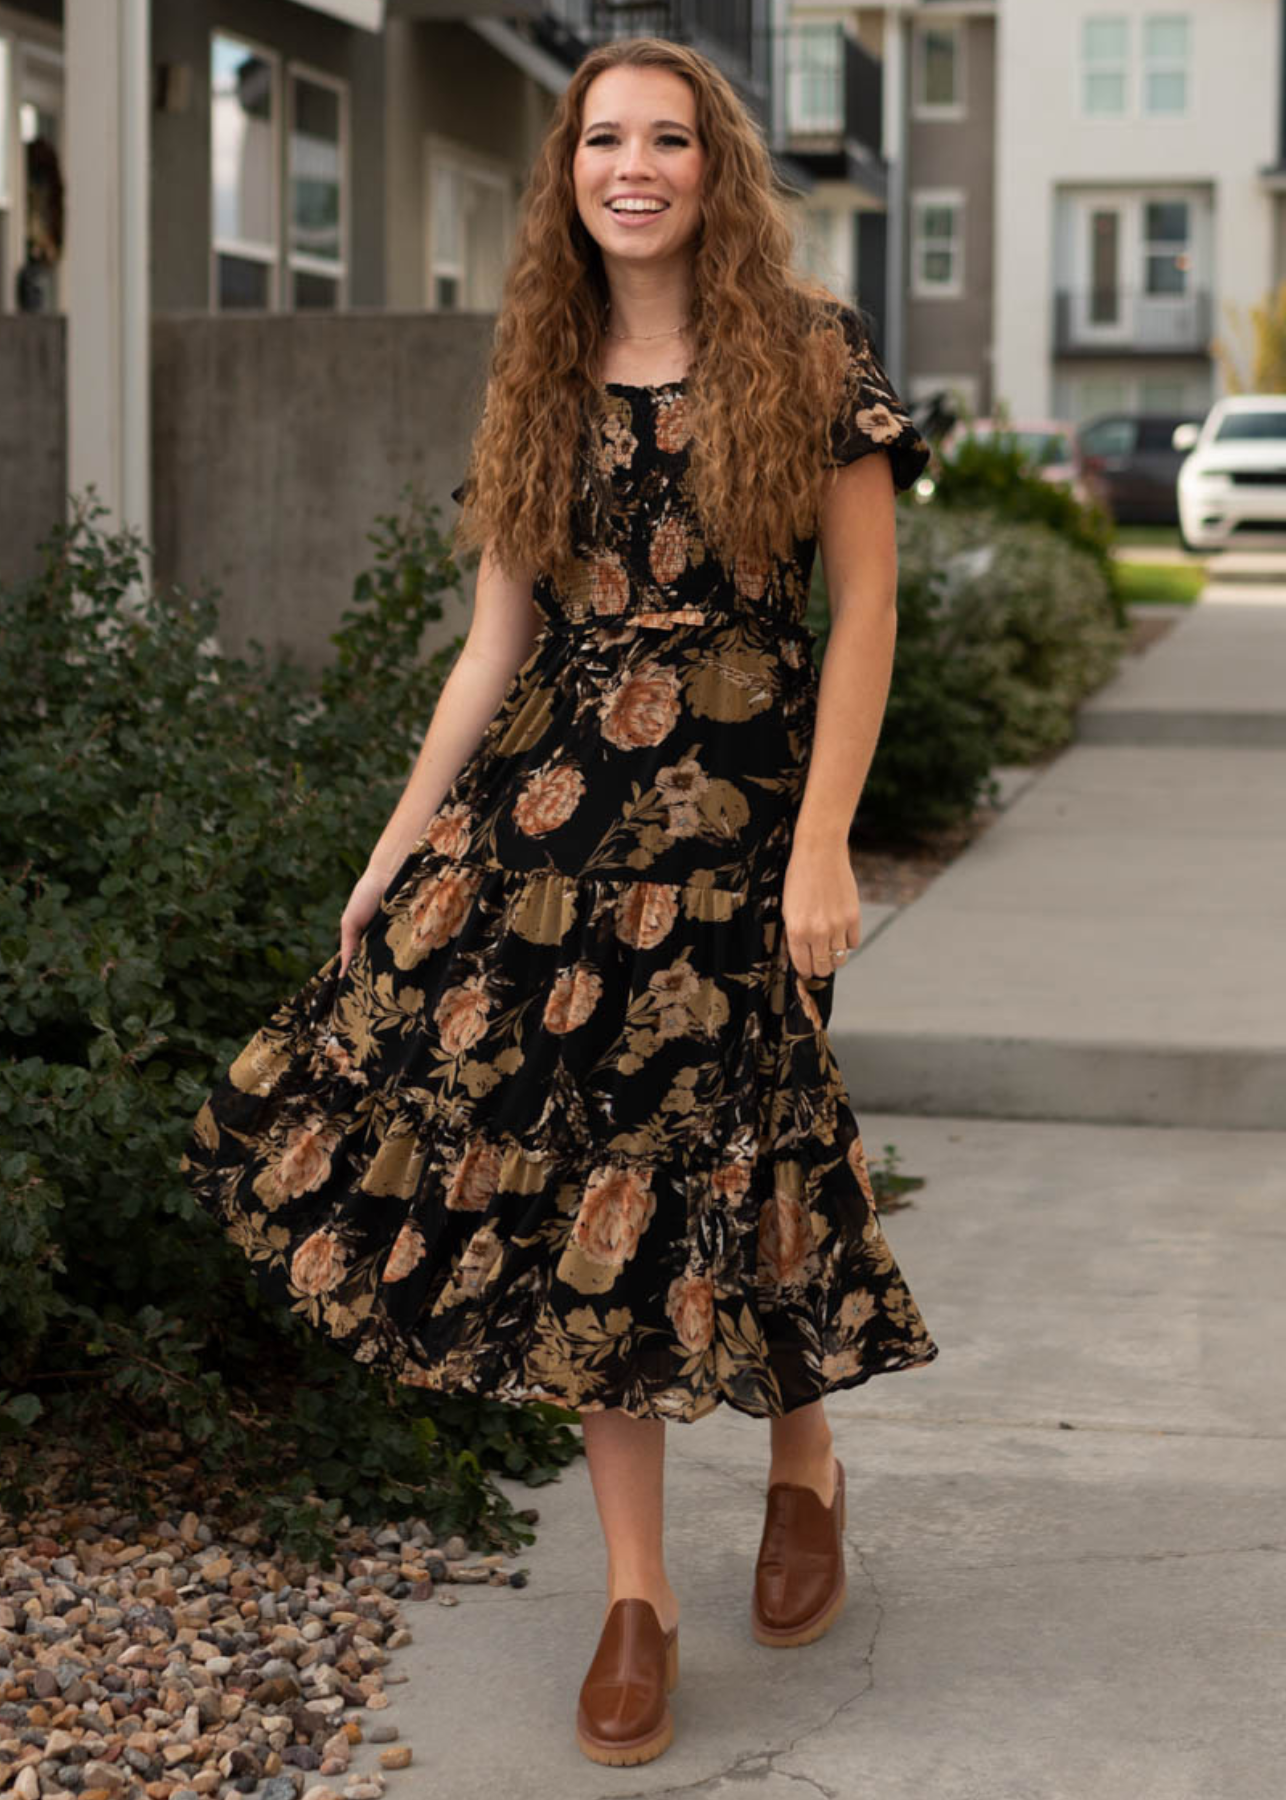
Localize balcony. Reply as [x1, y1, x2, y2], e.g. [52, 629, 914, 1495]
[535, 1, 763, 95]
[773, 23, 885, 202]
[1053, 286, 1213, 357]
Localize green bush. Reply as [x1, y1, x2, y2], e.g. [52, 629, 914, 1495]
[808, 499, 1128, 841]
[0, 488, 581, 1557]
[930, 429, 1125, 627]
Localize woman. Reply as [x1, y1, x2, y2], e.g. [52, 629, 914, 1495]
[181, 35, 939, 1769]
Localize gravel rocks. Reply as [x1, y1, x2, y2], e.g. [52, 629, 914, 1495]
[1, 1450, 533, 1798]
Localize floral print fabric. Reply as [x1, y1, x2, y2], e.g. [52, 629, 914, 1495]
[180, 301, 939, 1421]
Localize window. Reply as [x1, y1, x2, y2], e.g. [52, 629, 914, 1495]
[211, 33, 278, 309]
[1079, 13, 1191, 120]
[1139, 378, 1190, 415]
[1080, 417, 1137, 456]
[211, 31, 349, 312]
[427, 146, 513, 312]
[1143, 200, 1189, 295]
[911, 192, 963, 297]
[788, 24, 843, 134]
[1081, 17, 1129, 117]
[1142, 15, 1189, 115]
[913, 22, 963, 117]
[288, 67, 347, 308]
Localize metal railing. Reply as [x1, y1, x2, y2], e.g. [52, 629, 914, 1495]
[1053, 286, 1213, 355]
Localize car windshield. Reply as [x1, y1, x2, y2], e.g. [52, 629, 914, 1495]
[1213, 411, 1286, 443]
[956, 428, 1073, 466]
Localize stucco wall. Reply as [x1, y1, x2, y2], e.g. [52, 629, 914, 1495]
[151, 312, 496, 672]
[0, 317, 65, 588]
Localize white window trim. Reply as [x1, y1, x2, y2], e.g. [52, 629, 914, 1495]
[1075, 11, 1193, 123]
[424, 134, 516, 314]
[910, 188, 964, 300]
[1141, 12, 1190, 119]
[1077, 13, 1130, 121]
[911, 17, 966, 121]
[210, 28, 282, 311]
[286, 58, 349, 305]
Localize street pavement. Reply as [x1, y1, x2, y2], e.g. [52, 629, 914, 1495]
[829, 571, 1286, 1127]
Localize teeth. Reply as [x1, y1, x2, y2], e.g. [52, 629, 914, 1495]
[609, 200, 667, 213]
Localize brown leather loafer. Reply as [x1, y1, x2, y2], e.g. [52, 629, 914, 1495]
[575, 1597, 679, 1765]
[751, 1456, 847, 1647]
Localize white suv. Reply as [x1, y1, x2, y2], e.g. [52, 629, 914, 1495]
[1175, 395, 1286, 551]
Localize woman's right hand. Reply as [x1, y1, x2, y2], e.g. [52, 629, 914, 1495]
[339, 866, 396, 978]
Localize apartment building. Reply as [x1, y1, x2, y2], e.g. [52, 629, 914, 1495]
[995, 0, 1280, 424]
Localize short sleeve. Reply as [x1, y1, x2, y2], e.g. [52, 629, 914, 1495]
[825, 305, 931, 493]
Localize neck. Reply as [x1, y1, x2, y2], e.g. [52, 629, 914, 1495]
[601, 259, 694, 341]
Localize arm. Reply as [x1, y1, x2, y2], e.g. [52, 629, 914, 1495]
[338, 542, 540, 975]
[783, 450, 899, 980]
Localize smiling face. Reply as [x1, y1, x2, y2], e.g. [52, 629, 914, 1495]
[572, 64, 706, 267]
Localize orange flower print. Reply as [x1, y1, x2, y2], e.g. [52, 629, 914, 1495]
[422, 803, 474, 859]
[571, 1164, 657, 1267]
[757, 1182, 818, 1289]
[648, 510, 688, 585]
[733, 552, 769, 601]
[390, 867, 481, 969]
[847, 1132, 875, 1205]
[291, 1228, 346, 1295]
[544, 963, 604, 1034]
[852, 402, 902, 444]
[711, 1160, 753, 1202]
[445, 1137, 504, 1210]
[434, 976, 493, 1055]
[513, 761, 585, 837]
[262, 1117, 339, 1208]
[666, 1270, 715, 1353]
[321, 1035, 367, 1086]
[600, 664, 681, 750]
[589, 554, 630, 616]
[654, 393, 692, 453]
[616, 881, 679, 950]
[382, 1220, 427, 1282]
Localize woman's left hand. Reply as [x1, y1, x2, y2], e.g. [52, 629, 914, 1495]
[781, 839, 862, 980]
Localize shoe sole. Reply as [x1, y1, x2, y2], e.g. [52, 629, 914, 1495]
[750, 1463, 848, 1648]
[575, 1631, 679, 1765]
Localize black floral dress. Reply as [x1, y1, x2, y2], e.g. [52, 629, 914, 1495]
[180, 302, 940, 1421]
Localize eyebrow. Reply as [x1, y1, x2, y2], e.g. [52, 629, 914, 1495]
[582, 119, 694, 132]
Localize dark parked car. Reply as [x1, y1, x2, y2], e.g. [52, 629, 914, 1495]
[1077, 412, 1203, 525]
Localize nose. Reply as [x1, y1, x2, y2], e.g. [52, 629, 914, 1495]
[613, 134, 657, 179]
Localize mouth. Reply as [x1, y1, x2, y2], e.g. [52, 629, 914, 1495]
[605, 199, 670, 225]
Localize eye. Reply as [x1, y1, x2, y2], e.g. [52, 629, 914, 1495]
[583, 132, 692, 147]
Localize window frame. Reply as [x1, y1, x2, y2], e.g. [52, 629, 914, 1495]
[285, 58, 349, 309]
[424, 134, 516, 314]
[910, 188, 965, 301]
[1141, 13, 1190, 118]
[911, 17, 966, 122]
[1075, 11, 1193, 123]
[209, 28, 351, 314]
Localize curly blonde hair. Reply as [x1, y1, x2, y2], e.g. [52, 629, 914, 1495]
[450, 35, 865, 585]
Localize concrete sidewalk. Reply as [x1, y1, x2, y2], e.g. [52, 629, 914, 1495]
[829, 594, 1286, 1128]
[350, 1114, 1286, 1800]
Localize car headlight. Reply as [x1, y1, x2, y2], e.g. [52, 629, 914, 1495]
[1188, 469, 1233, 488]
